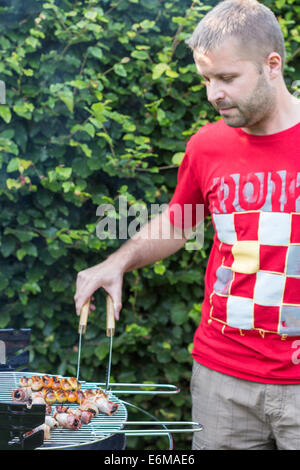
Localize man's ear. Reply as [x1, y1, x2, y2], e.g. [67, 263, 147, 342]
[265, 52, 282, 79]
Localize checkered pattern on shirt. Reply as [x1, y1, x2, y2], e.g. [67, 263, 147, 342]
[211, 211, 300, 336]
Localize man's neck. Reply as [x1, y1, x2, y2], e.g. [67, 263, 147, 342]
[242, 92, 300, 136]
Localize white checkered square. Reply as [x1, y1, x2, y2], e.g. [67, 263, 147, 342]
[286, 245, 300, 276]
[253, 272, 286, 306]
[280, 306, 300, 336]
[227, 296, 253, 329]
[213, 213, 237, 245]
[258, 212, 291, 245]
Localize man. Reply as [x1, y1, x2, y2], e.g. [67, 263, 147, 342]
[74, 0, 300, 450]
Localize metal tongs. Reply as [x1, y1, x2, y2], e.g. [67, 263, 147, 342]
[105, 294, 115, 392]
[76, 294, 115, 393]
[76, 298, 89, 383]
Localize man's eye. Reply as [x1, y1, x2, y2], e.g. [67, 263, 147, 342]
[222, 77, 234, 82]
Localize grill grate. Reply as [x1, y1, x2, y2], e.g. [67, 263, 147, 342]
[0, 372, 127, 449]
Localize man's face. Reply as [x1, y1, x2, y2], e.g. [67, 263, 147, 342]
[193, 38, 276, 129]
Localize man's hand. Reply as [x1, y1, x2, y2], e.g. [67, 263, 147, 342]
[74, 259, 123, 320]
[74, 207, 189, 321]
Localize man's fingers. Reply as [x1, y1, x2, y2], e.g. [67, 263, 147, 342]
[75, 293, 93, 316]
[105, 286, 123, 321]
[113, 300, 122, 320]
[74, 277, 97, 316]
[74, 266, 124, 320]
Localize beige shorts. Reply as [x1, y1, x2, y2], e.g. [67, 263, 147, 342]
[191, 360, 300, 450]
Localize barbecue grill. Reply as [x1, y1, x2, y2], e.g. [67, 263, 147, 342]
[0, 329, 203, 450]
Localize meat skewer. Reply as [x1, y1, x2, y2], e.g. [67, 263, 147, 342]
[12, 387, 84, 406]
[25, 423, 52, 441]
[12, 380, 120, 444]
[53, 405, 94, 427]
[41, 388, 84, 405]
[19, 375, 81, 391]
[12, 386, 32, 403]
[13, 382, 119, 416]
[37, 416, 59, 440]
[12, 391, 118, 445]
[80, 389, 119, 416]
[25, 414, 65, 441]
[23, 410, 59, 442]
[52, 408, 82, 431]
[11, 387, 52, 414]
[55, 405, 93, 424]
[12, 376, 119, 443]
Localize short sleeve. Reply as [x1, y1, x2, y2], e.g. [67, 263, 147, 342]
[168, 141, 207, 229]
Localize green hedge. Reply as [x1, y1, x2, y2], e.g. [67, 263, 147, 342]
[0, 0, 300, 450]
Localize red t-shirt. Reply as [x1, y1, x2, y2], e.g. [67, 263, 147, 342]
[169, 118, 300, 384]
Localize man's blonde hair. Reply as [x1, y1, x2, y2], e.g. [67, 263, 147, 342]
[186, 0, 286, 70]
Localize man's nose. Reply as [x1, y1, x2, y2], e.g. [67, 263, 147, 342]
[206, 82, 226, 103]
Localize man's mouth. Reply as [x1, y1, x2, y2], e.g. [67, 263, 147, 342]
[219, 107, 235, 115]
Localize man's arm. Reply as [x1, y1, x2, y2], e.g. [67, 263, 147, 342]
[74, 207, 188, 318]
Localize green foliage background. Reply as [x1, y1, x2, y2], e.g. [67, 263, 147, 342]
[0, 0, 300, 450]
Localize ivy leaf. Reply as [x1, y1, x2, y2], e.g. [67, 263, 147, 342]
[131, 50, 148, 60]
[0, 237, 16, 257]
[91, 102, 106, 122]
[13, 102, 34, 119]
[0, 311, 10, 328]
[0, 137, 19, 156]
[16, 248, 27, 260]
[57, 89, 74, 113]
[0, 275, 9, 292]
[4, 228, 39, 243]
[152, 63, 170, 80]
[114, 64, 127, 77]
[171, 302, 189, 325]
[6, 157, 19, 173]
[88, 46, 103, 59]
[0, 105, 12, 123]
[154, 262, 166, 275]
[59, 233, 73, 244]
[55, 167, 72, 180]
[172, 152, 185, 165]
[7, 158, 32, 173]
[68, 80, 89, 89]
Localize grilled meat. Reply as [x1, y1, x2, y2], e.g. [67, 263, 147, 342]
[55, 405, 93, 424]
[81, 390, 119, 416]
[15, 376, 119, 416]
[19, 375, 81, 391]
[53, 409, 82, 430]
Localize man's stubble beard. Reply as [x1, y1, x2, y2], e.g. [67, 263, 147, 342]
[216, 70, 276, 129]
